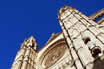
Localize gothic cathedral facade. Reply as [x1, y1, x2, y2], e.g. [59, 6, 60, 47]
[11, 6, 104, 69]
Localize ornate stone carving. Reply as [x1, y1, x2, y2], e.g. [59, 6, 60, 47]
[41, 42, 67, 68]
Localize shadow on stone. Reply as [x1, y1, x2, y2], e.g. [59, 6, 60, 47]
[93, 57, 104, 69]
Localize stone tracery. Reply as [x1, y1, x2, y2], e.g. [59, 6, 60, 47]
[41, 41, 67, 68]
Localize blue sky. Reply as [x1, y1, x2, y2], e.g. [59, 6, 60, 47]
[0, 0, 104, 69]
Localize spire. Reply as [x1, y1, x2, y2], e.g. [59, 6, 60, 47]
[22, 36, 37, 50]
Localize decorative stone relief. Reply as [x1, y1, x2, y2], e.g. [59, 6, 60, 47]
[41, 43, 67, 68]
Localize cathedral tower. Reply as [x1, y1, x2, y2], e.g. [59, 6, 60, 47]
[11, 6, 104, 69]
[58, 6, 104, 69]
[11, 36, 37, 69]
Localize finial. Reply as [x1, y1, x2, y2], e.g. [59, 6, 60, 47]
[22, 36, 37, 50]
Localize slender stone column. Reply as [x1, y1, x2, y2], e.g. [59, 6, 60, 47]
[11, 47, 26, 69]
[21, 47, 31, 69]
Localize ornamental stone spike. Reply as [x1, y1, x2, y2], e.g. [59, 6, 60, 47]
[22, 36, 37, 50]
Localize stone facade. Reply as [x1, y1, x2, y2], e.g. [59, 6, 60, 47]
[11, 6, 104, 69]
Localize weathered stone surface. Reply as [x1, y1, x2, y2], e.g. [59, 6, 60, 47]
[74, 21, 86, 32]
[97, 33, 104, 44]
[88, 26, 101, 36]
[70, 47, 83, 69]
[73, 36, 85, 51]
[68, 27, 79, 39]
[77, 47, 94, 66]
